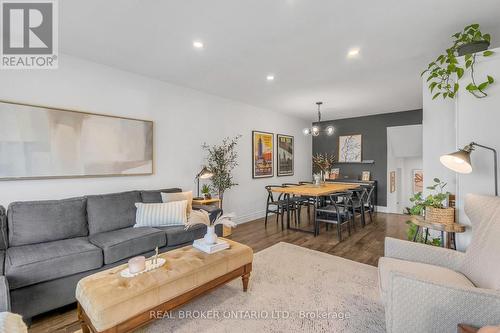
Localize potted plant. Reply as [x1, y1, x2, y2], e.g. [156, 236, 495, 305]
[186, 210, 236, 244]
[422, 24, 495, 100]
[312, 153, 336, 182]
[202, 135, 241, 209]
[404, 178, 453, 245]
[201, 184, 211, 200]
[424, 178, 454, 225]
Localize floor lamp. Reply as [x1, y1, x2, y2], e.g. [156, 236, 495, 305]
[440, 142, 498, 196]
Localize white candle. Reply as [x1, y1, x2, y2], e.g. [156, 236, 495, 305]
[128, 256, 146, 274]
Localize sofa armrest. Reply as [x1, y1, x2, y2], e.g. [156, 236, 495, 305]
[0, 276, 11, 312]
[384, 237, 465, 271]
[192, 205, 222, 223]
[387, 271, 500, 333]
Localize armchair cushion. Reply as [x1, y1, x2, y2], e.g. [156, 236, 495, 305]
[378, 257, 473, 302]
[461, 194, 500, 289]
[387, 271, 500, 333]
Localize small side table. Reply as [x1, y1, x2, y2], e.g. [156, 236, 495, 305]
[408, 215, 466, 250]
[192, 198, 232, 237]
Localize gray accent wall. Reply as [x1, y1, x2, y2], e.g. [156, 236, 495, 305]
[312, 109, 422, 207]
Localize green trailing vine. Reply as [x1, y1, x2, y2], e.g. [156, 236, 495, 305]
[422, 24, 495, 100]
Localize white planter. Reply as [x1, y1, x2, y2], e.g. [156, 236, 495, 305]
[204, 225, 218, 244]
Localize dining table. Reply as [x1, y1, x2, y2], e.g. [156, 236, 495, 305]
[270, 182, 361, 235]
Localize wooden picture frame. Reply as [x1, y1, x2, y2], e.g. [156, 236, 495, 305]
[276, 134, 294, 177]
[338, 134, 362, 163]
[252, 131, 274, 178]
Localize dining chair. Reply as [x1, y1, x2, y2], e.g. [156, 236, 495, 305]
[339, 187, 368, 227]
[264, 185, 299, 229]
[282, 183, 312, 224]
[315, 193, 352, 240]
[362, 185, 375, 224]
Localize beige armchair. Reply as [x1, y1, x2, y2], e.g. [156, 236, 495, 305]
[378, 194, 500, 333]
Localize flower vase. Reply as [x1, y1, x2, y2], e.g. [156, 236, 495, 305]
[204, 225, 218, 245]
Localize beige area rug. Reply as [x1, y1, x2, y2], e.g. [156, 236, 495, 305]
[138, 242, 385, 333]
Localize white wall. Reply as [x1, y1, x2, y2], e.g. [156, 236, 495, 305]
[0, 54, 312, 224]
[386, 125, 422, 214]
[422, 47, 500, 250]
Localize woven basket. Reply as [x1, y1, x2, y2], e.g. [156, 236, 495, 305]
[425, 207, 455, 225]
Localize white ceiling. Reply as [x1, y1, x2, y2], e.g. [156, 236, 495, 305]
[60, 0, 500, 120]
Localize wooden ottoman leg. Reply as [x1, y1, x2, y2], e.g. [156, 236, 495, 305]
[242, 273, 250, 291]
[78, 303, 91, 333]
[242, 263, 252, 292]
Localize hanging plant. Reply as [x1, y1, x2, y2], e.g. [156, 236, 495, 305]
[422, 24, 495, 100]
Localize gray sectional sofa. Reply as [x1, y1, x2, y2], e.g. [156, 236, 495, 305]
[0, 188, 221, 322]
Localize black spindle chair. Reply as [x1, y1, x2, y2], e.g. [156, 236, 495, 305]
[315, 192, 352, 240]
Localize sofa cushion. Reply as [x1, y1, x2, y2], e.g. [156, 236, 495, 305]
[89, 227, 166, 264]
[378, 257, 474, 302]
[0, 212, 7, 250]
[5, 237, 103, 289]
[86, 191, 141, 234]
[140, 188, 182, 203]
[156, 223, 207, 247]
[7, 197, 88, 246]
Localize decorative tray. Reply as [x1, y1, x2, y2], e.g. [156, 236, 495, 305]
[120, 258, 166, 278]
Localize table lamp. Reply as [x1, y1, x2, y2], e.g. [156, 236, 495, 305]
[440, 142, 498, 196]
[194, 166, 213, 199]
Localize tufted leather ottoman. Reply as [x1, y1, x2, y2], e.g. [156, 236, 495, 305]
[76, 239, 253, 333]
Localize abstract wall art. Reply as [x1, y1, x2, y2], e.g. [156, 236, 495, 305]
[338, 134, 362, 163]
[0, 100, 154, 180]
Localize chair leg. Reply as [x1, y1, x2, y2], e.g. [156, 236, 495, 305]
[360, 207, 366, 227]
[337, 221, 342, 241]
[280, 207, 284, 229]
[264, 209, 269, 228]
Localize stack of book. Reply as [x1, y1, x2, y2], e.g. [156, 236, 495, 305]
[193, 239, 230, 254]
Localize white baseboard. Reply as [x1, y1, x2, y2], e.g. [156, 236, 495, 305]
[233, 209, 267, 225]
[375, 205, 389, 213]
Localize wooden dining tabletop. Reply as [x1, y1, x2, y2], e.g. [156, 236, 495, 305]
[271, 182, 361, 197]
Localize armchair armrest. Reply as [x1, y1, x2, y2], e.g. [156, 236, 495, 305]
[387, 271, 500, 333]
[0, 276, 11, 312]
[384, 237, 465, 271]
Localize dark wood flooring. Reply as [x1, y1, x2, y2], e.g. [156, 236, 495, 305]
[28, 211, 408, 333]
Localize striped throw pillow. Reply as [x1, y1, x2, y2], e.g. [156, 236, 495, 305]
[134, 200, 188, 227]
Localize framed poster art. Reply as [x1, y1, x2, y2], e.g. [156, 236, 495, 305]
[413, 169, 424, 194]
[390, 171, 396, 193]
[252, 131, 274, 178]
[0, 100, 153, 180]
[338, 134, 362, 163]
[277, 134, 294, 176]
[361, 171, 371, 181]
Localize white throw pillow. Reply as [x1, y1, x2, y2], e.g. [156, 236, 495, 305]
[134, 201, 187, 227]
[161, 191, 193, 215]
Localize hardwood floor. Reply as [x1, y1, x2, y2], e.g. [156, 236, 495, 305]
[28, 211, 408, 333]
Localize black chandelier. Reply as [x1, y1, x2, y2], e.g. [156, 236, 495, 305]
[303, 102, 334, 136]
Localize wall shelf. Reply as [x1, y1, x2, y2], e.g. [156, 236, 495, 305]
[334, 160, 375, 165]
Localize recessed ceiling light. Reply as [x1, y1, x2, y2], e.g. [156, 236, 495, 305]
[193, 41, 204, 49]
[347, 48, 360, 58]
[266, 74, 275, 81]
